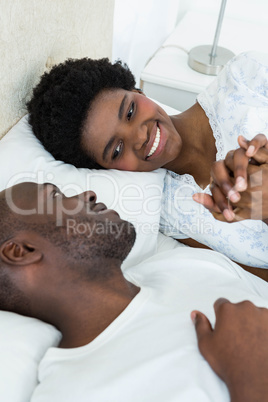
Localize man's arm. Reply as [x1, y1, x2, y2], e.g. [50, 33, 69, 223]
[191, 299, 268, 402]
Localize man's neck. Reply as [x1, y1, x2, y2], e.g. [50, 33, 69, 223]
[59, 279, 139, 349]
[34, 266, 140, 349]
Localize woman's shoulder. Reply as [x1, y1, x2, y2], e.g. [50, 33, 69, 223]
[228, 51, 268, 70]
[196, 51, 268, 156]
[199, 50, 268, 97]
[226, 51, 268, 89]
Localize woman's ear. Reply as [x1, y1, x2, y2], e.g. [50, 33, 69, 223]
[0, 239, 43, 266]
[133, 88, 145, 96]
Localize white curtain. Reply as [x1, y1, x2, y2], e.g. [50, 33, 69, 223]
[112, 0, 181, 85]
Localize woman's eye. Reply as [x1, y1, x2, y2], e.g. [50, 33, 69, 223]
[113, 142, 123, 159]
[127, 102, 135, 120]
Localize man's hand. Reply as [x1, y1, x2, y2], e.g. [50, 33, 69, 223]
[191, 299, 268, 402]
[193, 135, 268, 223]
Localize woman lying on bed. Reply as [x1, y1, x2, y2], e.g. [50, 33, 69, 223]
[27, 51, 268, 269]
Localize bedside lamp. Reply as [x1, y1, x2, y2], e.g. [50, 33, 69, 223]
[188, 0, 235, 75]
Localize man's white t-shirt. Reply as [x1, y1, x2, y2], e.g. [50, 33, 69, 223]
[31, 239, 268, 402]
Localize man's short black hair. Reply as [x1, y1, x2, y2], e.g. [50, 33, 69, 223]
[27, 58, 136, 169]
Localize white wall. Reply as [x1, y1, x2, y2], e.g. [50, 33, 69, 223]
[177, 0, 268, 25]
[113, 0, 268, 85]
[113, 0, 181, 84]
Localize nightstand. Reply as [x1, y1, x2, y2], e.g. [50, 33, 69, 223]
[141, 47, 213, 112]
[140, 11, 268, 112]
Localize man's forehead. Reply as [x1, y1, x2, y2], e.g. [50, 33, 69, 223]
[0, 182, 67, 227]
[3, 182, 57, 215]
[6, 182, 38, 192]
[6, 182, 54, 195]
[4, 182, 39, 203]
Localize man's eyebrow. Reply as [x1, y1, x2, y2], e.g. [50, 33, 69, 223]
[103, 136, 116, 162]
[39, 183, 57, 195]
[42, 183, 54, 190]
[118, 94, 127, 120]
[39, 183, 49, 193]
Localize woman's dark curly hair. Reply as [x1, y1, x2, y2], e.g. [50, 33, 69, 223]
[27, 58, 136, 168]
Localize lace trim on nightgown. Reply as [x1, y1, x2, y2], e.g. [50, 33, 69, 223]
[167, 93, 225, 194]
[167, 169, 212, 194]
[197, 93, 225, 161]
[166, 93, 225, 194]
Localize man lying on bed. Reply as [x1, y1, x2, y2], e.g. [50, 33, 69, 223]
[0, 180, 267, 402]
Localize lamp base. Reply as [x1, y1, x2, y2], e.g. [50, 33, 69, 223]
[188, 45, 235, 75]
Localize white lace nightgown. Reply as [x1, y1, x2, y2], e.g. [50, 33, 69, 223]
[160, 51, 268, 268]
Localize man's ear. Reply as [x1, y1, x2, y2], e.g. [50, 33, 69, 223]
[0, 239, 43, 266]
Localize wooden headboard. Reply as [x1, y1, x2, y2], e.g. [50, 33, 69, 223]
[0, 0, 115, 139]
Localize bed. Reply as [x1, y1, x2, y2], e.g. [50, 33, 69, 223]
[0, 2, 267, 401]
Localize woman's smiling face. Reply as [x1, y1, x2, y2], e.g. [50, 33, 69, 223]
[81, 89, 182, 172]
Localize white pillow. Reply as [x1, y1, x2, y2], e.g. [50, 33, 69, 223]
[0, 101, 178, 401]
[0, 312, 61, 402]
[0, 114, 166, 269]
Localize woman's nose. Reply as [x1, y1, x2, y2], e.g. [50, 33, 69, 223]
[132, 125, 148, 151]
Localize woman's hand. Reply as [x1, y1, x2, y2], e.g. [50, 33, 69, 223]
[193, 134, 268, 223]
[218, 134, 268, 199]
[191, 299, 268, 402]
[233, 134, 268, 189]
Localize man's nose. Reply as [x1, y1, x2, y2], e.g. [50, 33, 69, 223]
[83, 190, 97, 204]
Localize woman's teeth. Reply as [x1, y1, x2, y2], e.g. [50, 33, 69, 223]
[147, 127, 160, 158]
